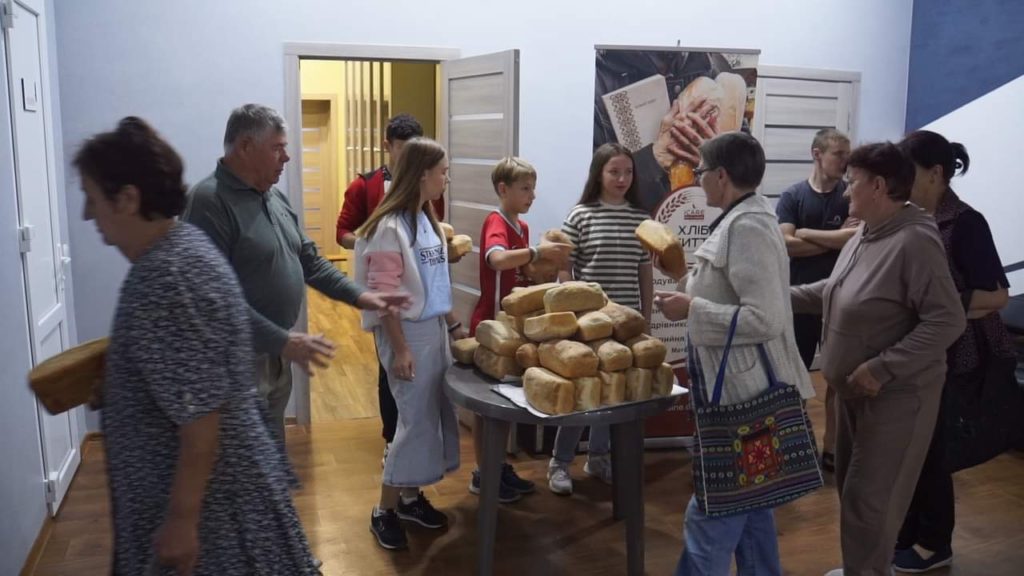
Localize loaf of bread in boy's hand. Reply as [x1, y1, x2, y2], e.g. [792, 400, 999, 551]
[501, 282, 559, 316]
[599, 302, 648, 342]
[475, 320, 525, 356]
[448, 234, 473, 260]
[538, 339, 599, 378]
[452, 337, 479, 365]
[524, 367, 575, 415]
[524, 229, 574, 284]
[474, 345, 524, 380]
[635, 219, 686, 279]
[524, 311, 578, 342]
[543, 281, 607, 314]
[439, 222, 455, 242]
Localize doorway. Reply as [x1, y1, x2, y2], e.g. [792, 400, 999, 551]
[299, 57, 440, 424]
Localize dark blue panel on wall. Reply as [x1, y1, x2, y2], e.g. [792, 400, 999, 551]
[907, 0, 1024, 131]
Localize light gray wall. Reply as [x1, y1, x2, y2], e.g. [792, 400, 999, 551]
[53, 0, 915, 430]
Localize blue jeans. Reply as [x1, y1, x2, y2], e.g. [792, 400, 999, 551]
[675, 496, 782, 576]
[552, 425, 610, 463]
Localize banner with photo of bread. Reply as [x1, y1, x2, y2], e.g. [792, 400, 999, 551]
[594, 45, 760, 439]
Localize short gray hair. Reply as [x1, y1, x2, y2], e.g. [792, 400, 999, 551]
[699, 132, 766, 190]
[223, 104, 287, 154]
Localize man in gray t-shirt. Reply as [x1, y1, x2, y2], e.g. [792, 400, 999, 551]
[184, 104, 408, 443]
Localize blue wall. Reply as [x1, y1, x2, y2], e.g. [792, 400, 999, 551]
[906, 0, 1024, 130]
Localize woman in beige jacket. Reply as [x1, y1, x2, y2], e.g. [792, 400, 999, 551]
[655, 132, 814, 576]
[791, 142, 966, 576]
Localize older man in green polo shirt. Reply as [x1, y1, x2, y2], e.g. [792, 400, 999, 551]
[184, 103, 409, 444]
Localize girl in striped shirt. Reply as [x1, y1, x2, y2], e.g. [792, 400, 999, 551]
[547, 143, 653, 495]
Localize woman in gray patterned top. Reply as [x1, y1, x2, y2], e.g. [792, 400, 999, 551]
[77, 117, 318, 575]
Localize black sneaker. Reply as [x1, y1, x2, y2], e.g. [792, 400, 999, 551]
[370, 508, 407, 550]
[501, 463, 536, 494]
[468, 469, 522, 503]
[397, 492, 448, 529]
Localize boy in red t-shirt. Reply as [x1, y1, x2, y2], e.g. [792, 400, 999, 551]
[467, 158, 571, 502]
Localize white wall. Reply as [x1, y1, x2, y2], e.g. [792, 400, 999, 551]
[54, 0, 915, 407]
[923, 74, 1024, 295]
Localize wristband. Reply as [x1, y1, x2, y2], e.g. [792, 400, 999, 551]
[447, 321, 462, 333]
[529, 246, 539, 263]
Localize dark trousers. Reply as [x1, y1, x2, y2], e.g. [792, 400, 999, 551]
[793, 313, 837, 454]
[897, 387, 955, 552]
[378, 359, 399, 442]
[793, 313, 822, 369]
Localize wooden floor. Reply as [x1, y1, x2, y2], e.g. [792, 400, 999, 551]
[307, 260, 382, 424]
[25, 368, 1024, 575]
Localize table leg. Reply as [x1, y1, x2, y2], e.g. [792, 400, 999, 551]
[478, 416, 510, 576]
[610, 420, 646, 576]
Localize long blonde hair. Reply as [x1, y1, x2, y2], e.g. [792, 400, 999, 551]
[356, 137, 446, 243]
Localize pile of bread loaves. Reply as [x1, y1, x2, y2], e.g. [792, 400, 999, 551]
[452, 281, 675, 415]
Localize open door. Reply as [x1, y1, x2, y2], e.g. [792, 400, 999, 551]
[440, 50, 520, 327]
[3, 0, 80, 514]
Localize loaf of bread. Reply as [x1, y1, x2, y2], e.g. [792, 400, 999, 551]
[511, 309, 544, 335]
[501, 282, 558, 316]
[626, 334, 668, 368]
[625, 367, 654, 402]
[543, 281, 607, 314]
[448, 234, 473, 260]
[573, 376, 602, 411]
[29, 337, 109, 415]
[515, 343, 539, 369]
[474, 345, 524, 381]
[452, 337, 479, 365]
[599, 302, 648, 342]
[653, 363, 675, 397]
[495, 311, 516, 330]
[538, 339, 599, 378]
[475, 320, 525, 356]
[524, 367, 575, 415]
[575, 311, 614, 342]
[587, 338, 634, 372]
[524, 311, 578, 342]
[599, 370, 626, 406]
[523, 230, 574, 284]
[635, 219, 686, 279]
[439, 222, 455, 242]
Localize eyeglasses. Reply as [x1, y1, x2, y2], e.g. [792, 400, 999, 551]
[693, 166, 714, 179]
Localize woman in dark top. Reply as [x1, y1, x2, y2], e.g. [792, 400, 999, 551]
[78, 117, 318, 575]
[893, 130, 1013, 573]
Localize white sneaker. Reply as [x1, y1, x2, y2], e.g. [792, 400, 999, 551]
[584, 454, 613, 484]
[381, 443, 391, 469]
[823, 570, 844, 576]
[547, 458, 573, 495]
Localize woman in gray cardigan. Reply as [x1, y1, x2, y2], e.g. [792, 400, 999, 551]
[655, 132, 814, 576]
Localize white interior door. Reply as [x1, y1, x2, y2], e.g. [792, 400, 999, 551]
[751, 66, 859, 198]
[3, 0, 78, 514]
[440, 49, 520, 326]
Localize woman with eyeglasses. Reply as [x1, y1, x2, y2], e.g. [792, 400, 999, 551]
[654, 131, 815, 575]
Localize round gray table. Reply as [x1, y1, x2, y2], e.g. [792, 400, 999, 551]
[445, 364, 683, 576]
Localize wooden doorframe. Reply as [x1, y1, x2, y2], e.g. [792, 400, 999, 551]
[754, 65, 862, 143]
[299, 93, 341, 259]
[283, 43, 460, 426]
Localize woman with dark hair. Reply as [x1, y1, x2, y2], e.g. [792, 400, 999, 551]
[891, 131, 1013, 573]
[791, 142, 966, 576]
[78, 117, 318, 575]
[546, 142, 654, 495]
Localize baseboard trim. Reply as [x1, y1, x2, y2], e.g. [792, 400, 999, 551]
[18, 516, 54, 576]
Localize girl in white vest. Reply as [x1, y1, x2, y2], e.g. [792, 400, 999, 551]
[355, 137, 459, 551]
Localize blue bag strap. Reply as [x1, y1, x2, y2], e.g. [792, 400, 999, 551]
[711, 309, 740, 405]
[756, 343, 782, 389]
